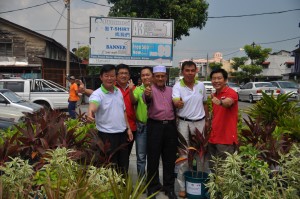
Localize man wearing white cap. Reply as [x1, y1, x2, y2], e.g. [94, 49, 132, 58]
[143, 65, 177, 199]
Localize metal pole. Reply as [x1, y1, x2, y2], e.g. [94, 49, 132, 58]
[65, 0, 70, 78]
[205, 53, 208, 80]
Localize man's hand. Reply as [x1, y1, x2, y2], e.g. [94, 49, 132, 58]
[128, 79, 135, 90]
[174, 98, 184, 109]
[144, 85, 152, 97]
[211, 94, 222, 106]
[127, 128, 133, 141]
[78, 80, 85, 94]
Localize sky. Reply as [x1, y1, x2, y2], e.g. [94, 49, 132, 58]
[0, 0, 299, 67]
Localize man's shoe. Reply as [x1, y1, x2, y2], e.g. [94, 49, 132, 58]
[178, 191, 186, 198]
[165, 191, 178, 199]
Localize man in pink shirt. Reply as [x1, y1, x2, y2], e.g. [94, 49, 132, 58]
[143, 65, 177, 199]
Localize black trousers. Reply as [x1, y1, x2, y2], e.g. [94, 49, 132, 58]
[146, 119, 178, 193]
[98, 131, 129, 174]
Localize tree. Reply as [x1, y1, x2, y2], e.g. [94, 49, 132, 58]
[209, 62, 222, 71]
[107, 0, 209, 40]
[244, 44, 271, 65]
[74, 46, 89, 60]
[231, 44, 271, 82]
[169, 67, 180, 79]
[231, 57, 248, 70]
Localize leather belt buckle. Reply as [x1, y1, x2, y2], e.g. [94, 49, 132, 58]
[162, 120, 168, 124]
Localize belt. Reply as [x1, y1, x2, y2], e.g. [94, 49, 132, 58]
[148, 118, 174, 125]
[178, 116, 205, 122]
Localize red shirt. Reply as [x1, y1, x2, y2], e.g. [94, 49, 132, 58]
[116, 85, 137, 131]
[209, 86, 238, 145]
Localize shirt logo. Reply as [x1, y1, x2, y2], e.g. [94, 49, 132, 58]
[199, 89, 203, 94]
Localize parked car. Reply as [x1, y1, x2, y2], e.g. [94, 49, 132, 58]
[0, 78, 69, 110]
[270, 81, 299, 100]
[0, 106, 26, 123]
[238, 82, 280, 103]
[202, 81, 216, 94]
[227, 82, 240, 93]
[0, 89, 42, 112]
[0, 118, 16, 130]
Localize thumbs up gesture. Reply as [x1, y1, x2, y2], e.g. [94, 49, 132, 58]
[144, 85, 152, 97]
[174, 97, 184, 109]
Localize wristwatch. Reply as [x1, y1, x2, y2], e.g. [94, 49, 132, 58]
[219, 99, 223, 106]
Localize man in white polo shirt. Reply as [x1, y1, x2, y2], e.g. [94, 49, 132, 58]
[172, 60, 210, 198]
[88, 64, 133, 174]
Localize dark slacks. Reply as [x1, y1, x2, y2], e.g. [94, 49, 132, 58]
[146, 119, 178, 193]
[98, 131, 129, 174]
[68, 101, 77, 119]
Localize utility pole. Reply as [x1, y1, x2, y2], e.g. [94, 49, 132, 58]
[205, 53, 209, 80]
[64, 0, 70, 79]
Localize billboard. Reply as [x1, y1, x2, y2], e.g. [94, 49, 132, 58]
[89, 17, 174, 66]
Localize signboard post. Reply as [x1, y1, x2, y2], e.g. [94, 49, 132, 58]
[89, 17, 174, 66]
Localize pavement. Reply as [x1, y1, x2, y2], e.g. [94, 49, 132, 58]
[77, 104, 180, 199]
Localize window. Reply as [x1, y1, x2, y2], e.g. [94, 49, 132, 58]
[4, 82, 24, 92]
[0, 42, 13, 56]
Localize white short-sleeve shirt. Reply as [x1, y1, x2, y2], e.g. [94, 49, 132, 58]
[89, 85, 126, 133]
[172, 79, 207, 120]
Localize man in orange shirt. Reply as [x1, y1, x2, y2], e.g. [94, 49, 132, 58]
[68, 76, 80, 119]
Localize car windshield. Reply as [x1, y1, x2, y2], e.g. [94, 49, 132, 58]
[1, 90, 25, 103]
[228, 82, 239, 87]
[255, 83, 274, 87]
[278, 81, 298, 89]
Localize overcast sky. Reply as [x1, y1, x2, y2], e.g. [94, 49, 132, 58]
[0, 0, 299, 67]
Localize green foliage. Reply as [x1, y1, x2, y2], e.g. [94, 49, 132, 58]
[239, 64, 263, 81]
[209, 62, 222, 71]
[207, 144, 300, 199]
[169, 67, 180, 80]
[245, 92, 300, 125]
[74, 45, 89, 60]
[244, 44, 272, 65]
[231, 57, 248, 70]
[107, 0, 209, 40]
[0, 157, 34, 198]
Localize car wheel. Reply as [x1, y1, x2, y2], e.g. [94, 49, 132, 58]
[249, 94, 254, 103]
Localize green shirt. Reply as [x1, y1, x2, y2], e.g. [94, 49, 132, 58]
[133, 85, 148, 123]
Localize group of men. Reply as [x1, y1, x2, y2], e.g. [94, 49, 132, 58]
[70, 61, 238, 199]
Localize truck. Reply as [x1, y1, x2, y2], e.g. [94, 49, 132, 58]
[0, 79, 69, 110]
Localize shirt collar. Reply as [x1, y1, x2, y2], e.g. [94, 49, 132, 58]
[101, 84, 118, 94]
[179, 78, 198, 87]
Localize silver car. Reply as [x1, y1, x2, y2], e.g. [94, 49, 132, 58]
[270, 81, 299, 100]
[238, 82, 280, 103]
[227, 82, 240, 93]
[0, 89, 42, 112]
[202, 81, 216, 94]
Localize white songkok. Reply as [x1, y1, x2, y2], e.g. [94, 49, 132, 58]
[153, 65, 166, 73]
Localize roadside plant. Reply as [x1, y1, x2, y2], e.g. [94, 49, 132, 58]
[245, 92, 300, 125]
[207, 144, 300, 199]
[176, 126, 209, 177]
[0, 157, 34, 198]
[240, 116, 292, 166]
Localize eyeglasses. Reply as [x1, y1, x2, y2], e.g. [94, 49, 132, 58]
[118, 72, 129, 76]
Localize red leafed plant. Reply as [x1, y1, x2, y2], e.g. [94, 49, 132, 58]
[176, 126, 210, 173]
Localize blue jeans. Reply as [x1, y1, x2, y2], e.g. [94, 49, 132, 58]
[68, 101, 77, 119]
[136, 122, 147, 177]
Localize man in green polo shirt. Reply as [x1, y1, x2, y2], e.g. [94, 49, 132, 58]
[129, 66, 153, 177]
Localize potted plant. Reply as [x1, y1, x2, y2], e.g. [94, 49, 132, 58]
[176, 126, 210, 199]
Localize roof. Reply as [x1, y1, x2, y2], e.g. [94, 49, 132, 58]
[0, 17, 72, 54]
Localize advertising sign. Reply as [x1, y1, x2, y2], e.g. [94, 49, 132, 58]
[89, 17, 174, 66]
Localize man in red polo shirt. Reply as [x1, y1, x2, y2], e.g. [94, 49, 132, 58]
[115, 64, 137, 158]
[208, 68, 238, 170]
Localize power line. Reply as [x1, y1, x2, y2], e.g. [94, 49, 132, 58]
[50, 3, 66, 38]
[0, 0, 59, 14]
[81, 0, 112, 8]
[208, 8, 300, 18]
[257, 36, 300, 45]
[45, 0, 88, 25]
